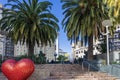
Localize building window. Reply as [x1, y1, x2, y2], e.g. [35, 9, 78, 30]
[76, 55, 78, 57]
[115, 35, 118, 38]
[76, 52, 78, 54]
[81, 50, 83, 53]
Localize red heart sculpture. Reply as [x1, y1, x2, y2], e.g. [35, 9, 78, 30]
[1, 58, 35, 80]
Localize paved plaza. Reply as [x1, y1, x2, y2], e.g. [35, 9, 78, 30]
[0, 64, 119, 80]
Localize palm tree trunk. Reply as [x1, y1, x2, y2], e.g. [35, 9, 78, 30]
[87, 34, 94, 60]
[28, 42, 34, 58]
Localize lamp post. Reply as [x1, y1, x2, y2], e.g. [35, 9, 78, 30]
[54, 52, 57, 62]
[102, 20, 112, 65]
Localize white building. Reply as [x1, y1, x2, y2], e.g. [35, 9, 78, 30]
[72, 41, 88, 59]
[74, 47, 87, 59]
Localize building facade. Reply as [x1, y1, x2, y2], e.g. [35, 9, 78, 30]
[0, 34, 6, 57]
[0, 32, 14, 58]
[14, 42, 28, 56]
[97, 25, 120, 63]
[72, 41, 88, 59]
[0, 4, 14, 58]
[34, 43, 56, 62]
[14, 41, 57, 62]
[5, 37, 14, 56]
[109, 25, 120, 62]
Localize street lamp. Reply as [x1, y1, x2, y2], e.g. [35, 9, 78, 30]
[54, 52, 57, 62]
[102, 20, 112, 65]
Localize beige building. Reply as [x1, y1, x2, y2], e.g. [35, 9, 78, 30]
[14, 42, 57, 61]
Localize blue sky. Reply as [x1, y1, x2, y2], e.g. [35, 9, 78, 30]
[0, 0, 72, 54]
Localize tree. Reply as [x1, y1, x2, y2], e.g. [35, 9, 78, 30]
[103, 0, 120, 24]
[103, 0, 120, 35]
[61, 0, 109, 60]
[0, 0, 59, 57]
[57, 55, 67, 63]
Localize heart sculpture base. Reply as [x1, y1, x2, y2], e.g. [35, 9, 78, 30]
[1, 58, 35, 80]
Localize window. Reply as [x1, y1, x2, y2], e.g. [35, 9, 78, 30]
[81, 50, 83, 53]
[76, 52, 78, 54]
[76, 55, 78, 57]
[114, 35, 118, 38]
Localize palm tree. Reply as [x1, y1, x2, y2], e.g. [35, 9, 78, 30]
[0, 0, 59, 57]
[61, 0, 109, 60]
[104, 0, 120, 33]
[104, 0, 120, 18]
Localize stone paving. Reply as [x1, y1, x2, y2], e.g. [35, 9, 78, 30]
[0, 64, 119, 80]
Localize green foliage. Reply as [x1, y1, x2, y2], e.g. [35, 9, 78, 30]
[32, 51, 46, 64]
[0, 0, 59, 56]
[61, 0, 109, 43]
[15, 55, 28, 61]
[57, 55, 68, 62]
[100, 43, 107, 53]
[98, 39, 107, 53]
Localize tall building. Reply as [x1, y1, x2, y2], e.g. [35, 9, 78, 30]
[0, 31, 14, 58]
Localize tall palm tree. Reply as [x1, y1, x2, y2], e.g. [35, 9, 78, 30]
[104, 0, 120, 18]
[0, 0, 59, 57]
[103, 0, 120, 24]
[61, 0, 109, 60]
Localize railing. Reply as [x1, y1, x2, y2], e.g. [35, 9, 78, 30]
[99, 64, 120, 78]
[111, 65, 120, 78]
[82, 60, 99, 72]
[82, 60, 120, 78]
